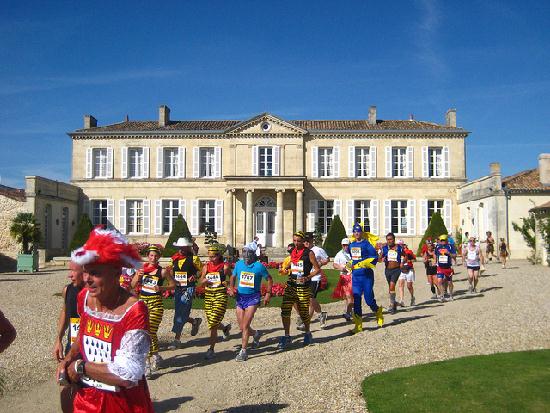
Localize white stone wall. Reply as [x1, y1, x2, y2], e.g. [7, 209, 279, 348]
[0, 194, 27, 264]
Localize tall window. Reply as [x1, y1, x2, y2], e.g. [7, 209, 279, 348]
[428, 200, 444, 223]
[92, 200, 108, 227]
[259, 146, 273, 177]
[200, 148, 215, 178]
[92, 148, 108, 178]
[317, 200, 334, 234]
[163, 148, 179, 178]
[353, 200, 371, 232]
[162, 199, 179, 234]
[355, 147, 371, 177]
[199, 200, 216, 233]
[391, 200, 408, 234]
[127, 200, 143, 233]
[392, 147, 407, 177]
[128, 148, 144, 178]
[428, 147, 444, 177]
[318, 147, 334, 177]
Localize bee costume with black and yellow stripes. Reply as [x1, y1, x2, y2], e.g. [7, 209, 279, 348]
[139, 264, 164, 355]
[204, 260, 228, 329]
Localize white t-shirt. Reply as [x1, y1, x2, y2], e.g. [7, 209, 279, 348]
[310, 246, 329, 282]
[334, 250, 351, 275]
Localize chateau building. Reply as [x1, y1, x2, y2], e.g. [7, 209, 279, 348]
[69, 105, 468, 251]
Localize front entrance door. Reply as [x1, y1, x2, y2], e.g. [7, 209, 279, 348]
[254, 196, 276, 247]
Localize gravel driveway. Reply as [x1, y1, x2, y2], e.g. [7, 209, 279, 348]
[1, 260, 549, 412]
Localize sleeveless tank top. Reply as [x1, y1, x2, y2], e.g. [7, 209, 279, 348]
[205, 261, 226, 288]
[65, 283, 83, 345]
[289, 248, 312, 285]
[173, 256, 199, 288]
[140, 265, 163, 296]
[465, 245, 481, 267]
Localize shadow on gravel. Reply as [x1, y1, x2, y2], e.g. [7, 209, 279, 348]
[153, 395, 193, 412]
[0, 278, 28, 282]
[479, 286, 503, 293]
[212, 403, 289, 413]
[457, 294, 484, 301]
[382, 314, 432, 327]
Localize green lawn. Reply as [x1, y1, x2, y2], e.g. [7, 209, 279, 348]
[162, 268, 341, 310]
[362, 349, 550, 413]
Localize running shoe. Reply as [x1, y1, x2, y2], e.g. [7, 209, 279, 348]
[388, 306, 396, 315]
[438, 295, 445, 303]
[448, 295, 454, 301]
[398, 300, 405, 307]
[252, 330, 263, 348]
[191, 318, 202, 336]
[303, 332, 313, 346]
[277, 335, 292, 350]
[343, 312, 352, 322]
[222, 323, 232, 340]
[410, 296, 415, 306]
[468, 285, 473, 294]
[296, 321, 305, 331]
[167, 339, 181, 350]
[431, 294, 437, 300]
[319, 312, 328, 329]
[205, 348, 215, 360]
[235, 348, 248, 362]
[150, 354, 162, 371]
[375, 306, 384, 327]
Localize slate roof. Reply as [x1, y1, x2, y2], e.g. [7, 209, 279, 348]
[502, 168, 547, 191]
[0, 184, 25, 201]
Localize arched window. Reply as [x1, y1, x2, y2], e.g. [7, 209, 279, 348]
[254, 196, 275, 208]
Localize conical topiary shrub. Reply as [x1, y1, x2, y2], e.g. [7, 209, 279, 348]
[68, 214, 93, 252]
[417, 212, 448, 255]
[323, 215, 347, 257]
[163, 214, 192, 257]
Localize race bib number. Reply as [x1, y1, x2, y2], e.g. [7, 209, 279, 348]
[467, 251, 477, 261]
[351, 247, 361, 260]
[142, 277, 158, 293]
[387, 250, 398, 262]
[174, 271, 188, 286]
[69, 317, 80, 343]
[239, 271, 255, 289]
[291, 260, 304, 279]
[438, 255, 449, 264]
[206, 272, 221, 287]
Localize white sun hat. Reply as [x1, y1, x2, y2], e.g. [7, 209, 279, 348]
[173, 237, 193, 247]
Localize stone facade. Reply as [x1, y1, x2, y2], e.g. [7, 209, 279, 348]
[69, 106, 468, 252]
[0, 186, 27, 270]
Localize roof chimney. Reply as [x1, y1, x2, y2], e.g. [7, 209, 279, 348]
[368, 106, 377, 125]
[445, 108, 457, 127]
[490, 162, 501, 176]
[159, 105, 170, 127]
[539, 153, 550, 187]
[84, 115, 97, 129]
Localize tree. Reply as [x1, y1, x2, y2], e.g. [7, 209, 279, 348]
[322, 215, 347, 257]
[204, 228, 218, 246]
[512, 215, 538, 264]
[313, 222, 323, 247]
[416, 212, 448, 256]
[10, 212, 41, 254]
[163, 214, 192, 257]
[69, 214, 94, 252]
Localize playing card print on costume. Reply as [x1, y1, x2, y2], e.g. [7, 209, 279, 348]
[82, 318, 117, 392]
[239, 271, 255, 289]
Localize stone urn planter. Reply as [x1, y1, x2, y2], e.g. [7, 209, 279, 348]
[17, 252, 39, 272]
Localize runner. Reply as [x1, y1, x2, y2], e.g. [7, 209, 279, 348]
[485, 231, 496, 262]
[304, 234, 329, 329]
[499, 238, 510, 268]
[397, 243, 416, 307]
[131, 245, 175, 375]
[462, 236, 484, 294]
[198, 243, 232, 359]
[435, 234, 457, 302]
[53, 261, 86, 412]
[278, 231, 320, 348]
[58, 227, 153, 413]
[379, 233, 403, 314]
[332, 238, 353, 322]
[423, 240, 439, 299]
[349, 223, 384, 334]
[228, 247, 272, 361]
[420, 238, 433, 284]
[166, 238, 203, 350]
[448, 232, 457, 265]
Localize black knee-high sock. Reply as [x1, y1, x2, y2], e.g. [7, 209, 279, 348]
[430, 284, 436, 294]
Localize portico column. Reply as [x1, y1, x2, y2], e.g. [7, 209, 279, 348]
[275, 189, 285, 248]
[295, 189, 304, 232]
[224, 189, 234, 246]
[245, 189, 254, 244]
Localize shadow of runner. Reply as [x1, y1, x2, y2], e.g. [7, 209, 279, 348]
[212, 403, 289, 413]
[153, 396, 193, 412]
[380, 314, 432, 328]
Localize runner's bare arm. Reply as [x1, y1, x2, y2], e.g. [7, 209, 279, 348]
[53, 285, 69, 360]
[130, 269, 143, 289]
[263, 275, 273, 306]
[67, 360, 133, 388]
[160, 267, 176, 291]
[228, 274, 236, 296]
[197, 264, 208, 286]
[308, 251, 321, 279]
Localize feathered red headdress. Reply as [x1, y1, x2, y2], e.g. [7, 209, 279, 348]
[71, 227, 142, 269]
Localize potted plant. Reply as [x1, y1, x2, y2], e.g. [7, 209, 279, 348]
[10, 212, 41, 272]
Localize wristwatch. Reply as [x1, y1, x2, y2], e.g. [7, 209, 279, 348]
[75, 359, 86, 377]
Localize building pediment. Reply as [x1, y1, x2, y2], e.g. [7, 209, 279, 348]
[225, 113, 307, 135]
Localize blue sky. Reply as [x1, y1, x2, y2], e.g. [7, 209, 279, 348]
[1, 0, 549, 188]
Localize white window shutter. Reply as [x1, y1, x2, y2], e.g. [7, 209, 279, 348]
[348, 146, 355, 178]
[86, 148, 92, 178]
[369, 146, 377, 178]
[273, 146, 280, 176]
[215, 199, 223, 235]
[154, 200, 162, 235]
[370, 200, 379, 235]
[333, 146, 340, 178]
[252, 146, 259, 176]
[307, 200, 317, 232]
[422, 146, 429, 178]
[178, 147, 186, 178]
[106, 199, 114, 229]
[106, 148, 113, 179]
[334, 199, 342, 218]
[347, 200, 354, 232]
[407, 146, 414, 178]
[142, 147, 149, 178]
[384, 200, 391, 235]
[385, 146, 392, 177]
[193, 147, 199, 178]
[179, 199, 186, 220]
[214, 147, 221, 178]
[312, 147, 318, 178]
[444, 199, 452, 231]
[157, 147, 164, 178]
[420, 199, 428, 233]
[121, 147, 128, 179]
[408, 200, 416, 235]
[443, 146, 450, 178]
[143, 199, 150, 234]
[191, 200, 199, 235]
[118, 200, 126, 234]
